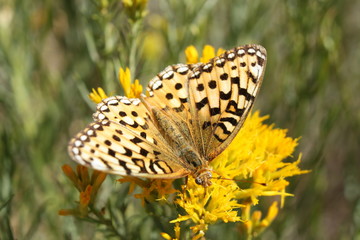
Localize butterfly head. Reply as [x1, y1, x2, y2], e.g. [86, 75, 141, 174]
[194, 168, 213, 187]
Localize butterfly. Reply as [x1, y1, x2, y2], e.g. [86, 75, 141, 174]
[68, 44, 267, 187]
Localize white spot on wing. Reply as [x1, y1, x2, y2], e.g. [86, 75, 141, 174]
[203, 64, 212, 70]
[227, 52, 235, 59]
[74, 138, 82, 146]
[100, 105, 108, 111]
[216, 58, 225, 65]
[248, 48, 256, 54]
[107, 99, 118, 105]
[153, 80, 162, 90]
[98, 113, 106, 120]
[256, 50, 265, 59]
[237, 49, 245, 55]
[121, 98, 131, 104]
[72, 147, 80, 155]
[80, 135, 87, 141]
[177, 66, 188, 73]
[131, 99, 141, 105]
[162, 70, 174, 79]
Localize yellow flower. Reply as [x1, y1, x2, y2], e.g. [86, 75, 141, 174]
[185, 45, 225, 64]
[118, 67, 143, 98]
[200, 45, 215, 63]
[185, 45, 199, 64]
[89, 87, 109, 104]
[59, 164, 107, 217]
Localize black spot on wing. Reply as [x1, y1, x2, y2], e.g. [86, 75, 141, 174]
[220, 73, 228, 80]
[175, 83, 183, 90]
[220, 91, 232, 100]
[179, 98, 187, 103]
[214, 134, 225, 143]
[197, 83, 205, 91]
[220, 117, 238, 126]
[231, 77, 240, 84]
[239, 88, 253, 101]
[210, 107, 220, 116]
[118, 159, 131, 174]
[130, 136, 142, 144]
[112, 135, 121, 141]
[108, 148, 116, 157]
[132, 158, 147, 173]
[124, 147, 133, 157]
[196, 97, 209, 110]
[208, 80, 217, 89]
[216, 122, 231, 135]
[257, 56, 265, 66]
[139, 148, 149, 157]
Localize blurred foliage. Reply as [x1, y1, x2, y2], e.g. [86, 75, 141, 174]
[1, 0, 360, 239]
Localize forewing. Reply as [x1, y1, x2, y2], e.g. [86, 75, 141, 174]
[142, 45, 267, 161]
[68, 96, 190, 179]
[187, 45, 267, 160]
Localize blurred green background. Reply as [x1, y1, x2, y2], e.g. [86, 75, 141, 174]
[1, 0, 360, 239]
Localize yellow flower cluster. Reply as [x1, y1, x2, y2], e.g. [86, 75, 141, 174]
[185, 45, 225, 64]
[167, 111, 308, 238]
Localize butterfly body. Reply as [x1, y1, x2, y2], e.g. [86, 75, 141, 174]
[69, 44, 267, 186]
[144, 101, 212, 186]
[149, 105, 204, 167]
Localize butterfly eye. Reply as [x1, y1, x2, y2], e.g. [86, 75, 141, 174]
[195, 178, 203, 185]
